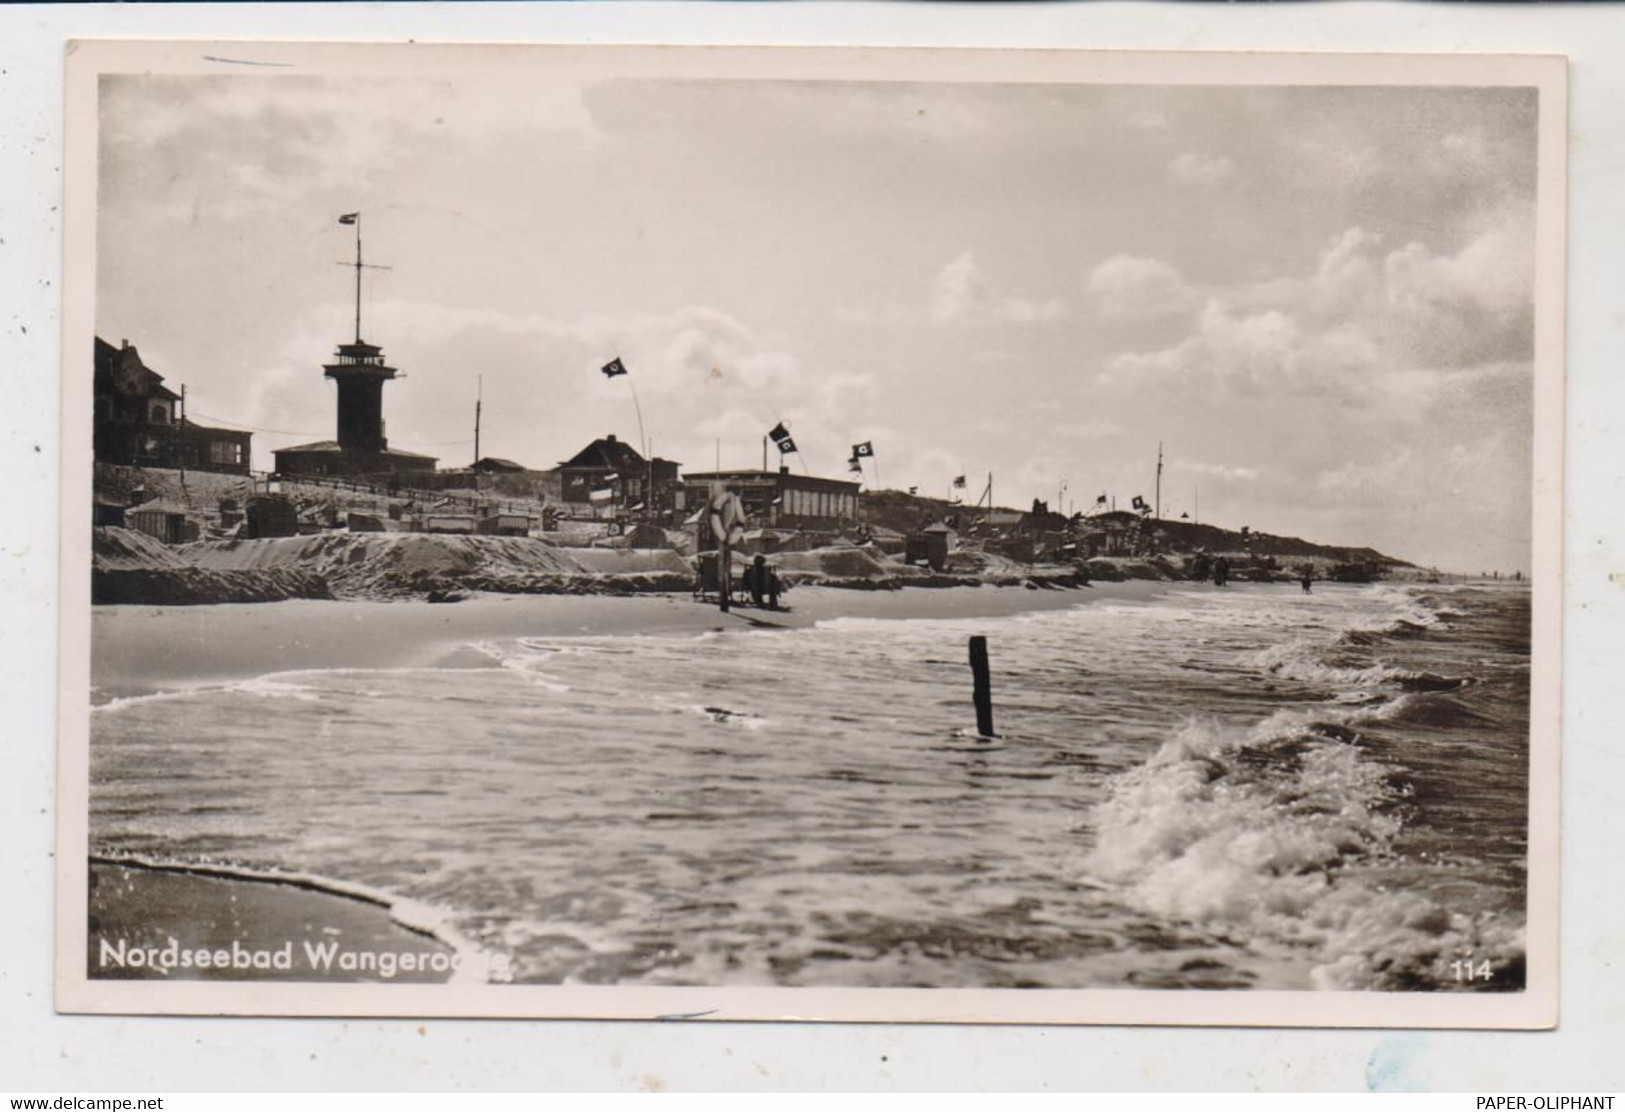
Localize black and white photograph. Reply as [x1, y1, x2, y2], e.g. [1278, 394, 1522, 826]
[57, 42, 1563, 1026]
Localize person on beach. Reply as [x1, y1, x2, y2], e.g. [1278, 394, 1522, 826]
[746, 554, 782, 609]
[1213, 556, 1229, 587]
[1191, 550, 1211, 582]
[1302, 567, 1314, 594]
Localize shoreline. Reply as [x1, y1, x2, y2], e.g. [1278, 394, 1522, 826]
[87, 859, 468, 984]
[91, 580, 1174, 702]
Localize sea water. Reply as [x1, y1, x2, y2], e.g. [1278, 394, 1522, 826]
[89, 582, 1531, 991]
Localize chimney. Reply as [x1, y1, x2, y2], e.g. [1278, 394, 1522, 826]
[120, 339, 129, 350]
[606, 434, 617, 443]
[780, 464, 790, 475]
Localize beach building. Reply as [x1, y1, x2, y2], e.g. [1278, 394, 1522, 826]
[681, 468, 860, 532]
[471, 457, 527, 475]
[905, 522, 956, 571]
[93, 338, 252, 475]
[92, 494, 128, 529]
[126, 498, 197, 545]
[272, 337, 438, 481]
[558, 435, 681, 519]
[244, 495, 298, 539]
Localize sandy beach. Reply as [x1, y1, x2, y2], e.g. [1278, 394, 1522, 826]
[91, 580, 1171, 702]
[88, 860, 459, 983]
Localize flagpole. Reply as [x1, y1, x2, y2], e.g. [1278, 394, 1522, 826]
[626, 376, 649, 460]
[1155, 441, 1163, 522]
[353, 213, 363, 344]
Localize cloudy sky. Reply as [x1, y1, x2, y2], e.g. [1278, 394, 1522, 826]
[96, 65, 1540, 571]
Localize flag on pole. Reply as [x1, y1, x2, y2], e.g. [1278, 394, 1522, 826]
[338, 213, 359, 225]
[848, 456, 863, 474]
[777, 436, 798, 454]
[908, 486, 919, 495]
[768, 422, 791, 444]
[601, 357, 628, 378]
[953, 475, 967, 488]
[852, 441, 874, 458]
[1096, 493, 1108, 506]
[1131, 495, 1147, 511]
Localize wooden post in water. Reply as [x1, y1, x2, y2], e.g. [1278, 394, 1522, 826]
[968, 635, 995, 739]
[719, 539, 731, 613]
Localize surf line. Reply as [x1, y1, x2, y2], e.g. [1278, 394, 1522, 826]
[88, 851, 502, 981]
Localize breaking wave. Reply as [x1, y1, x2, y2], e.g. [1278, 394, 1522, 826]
[1085, 585, 1526, 991]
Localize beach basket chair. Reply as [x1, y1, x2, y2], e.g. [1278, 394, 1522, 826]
[693, 550, 733, 606]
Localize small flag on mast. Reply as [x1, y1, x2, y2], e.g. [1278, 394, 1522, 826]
[1096, 493, 1108, 506]
[601, 357, 628, 378]
[777, 436, 798, 455]
[852, 441, 874, 458]
[768, 422, 791, 444]
[952, 475, 967, 488]
[338, 213, 359, 225]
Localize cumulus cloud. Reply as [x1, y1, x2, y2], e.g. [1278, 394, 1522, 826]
[1086, 255, 1196, 318]
[99, 73, 603, 223]
[1103, 215, 1534, 403]
[930, 253, 1066, 325]
[1167, 152, 1235, 188]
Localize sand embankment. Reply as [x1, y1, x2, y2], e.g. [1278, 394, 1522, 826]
[181, 533, 694, 598]
[94, 528, 1147, 605]
[93, 528, 331, 605]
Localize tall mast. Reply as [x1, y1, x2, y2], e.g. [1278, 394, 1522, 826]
[1155, 441, 1163, 521]
[353, 213, 363, 344]
[474, 375, 482, 465]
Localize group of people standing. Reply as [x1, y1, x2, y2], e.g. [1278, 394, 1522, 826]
[1189, 549, 1315, 592]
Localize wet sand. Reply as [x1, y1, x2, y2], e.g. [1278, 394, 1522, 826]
[91, 580, 1171, 702]
[88, 860, 458, 983]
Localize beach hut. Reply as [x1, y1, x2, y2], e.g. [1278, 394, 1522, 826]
[421, 514, 477, 535]
[92, 493, 127, 529]
[126, 498, 193, 545]
[905, 522, 956, 571]
[245, 494, 299, 539]
[476, 510, 534, 537]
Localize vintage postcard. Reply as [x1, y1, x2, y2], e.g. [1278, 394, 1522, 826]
[57, 41, 1564, 1026]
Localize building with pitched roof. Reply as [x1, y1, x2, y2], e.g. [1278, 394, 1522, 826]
[557, 434, 681, 519]
[93, 338, 252, 475]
